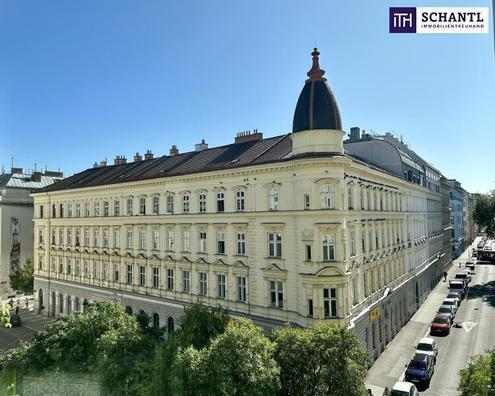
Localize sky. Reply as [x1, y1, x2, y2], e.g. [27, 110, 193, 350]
[0, 0, 494, 193]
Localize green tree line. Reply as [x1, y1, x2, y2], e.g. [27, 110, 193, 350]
[473, 191, 495, 238]
[0, 301, 370, 396]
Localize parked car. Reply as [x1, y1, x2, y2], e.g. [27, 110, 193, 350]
[391, 381, 419, 396]
[442, 299, 458, 314]
[449, 280, 466, 298]
[430, 314, 451, 335]
[437, 305, 455, 323]
[404, 353, 435, 386]
[10, 313, 22, 327]
[466, 262, 475, 271]
[446, 292, 461, 306]
[415, 337, 438, 362]
[455, 271, 471, 284]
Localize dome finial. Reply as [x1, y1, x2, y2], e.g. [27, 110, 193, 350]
[307, 47, 326, 81]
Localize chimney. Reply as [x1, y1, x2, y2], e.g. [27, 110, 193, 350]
[349, 127, 360, 141]
[235, 129, 263, 144]
[134, 152, 142, 162]
[31, 172, 42, 182]
[144, 150, 154, 160]
[195, 139, 208, 152]
[11, 167, 23, 174]
[170, 145, 179, 156]
[114, 155, 127, 165]
[93, 162, 98, 168]
[99, 160, 107, 167]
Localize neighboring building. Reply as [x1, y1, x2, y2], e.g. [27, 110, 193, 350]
[448, 179, 466, 259]
[0, 168, 63, 297]
[32, 49, 448, 359]
[464, 193, 475, 247]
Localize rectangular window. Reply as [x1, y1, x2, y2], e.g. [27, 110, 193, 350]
[350, 231, 356, 256]
[236, 190, 245, 211]
[320, 184, 335, 209]
[102, 261, 108, 280]
[323, 288, 338, 318]
[127, 230, 133, 249]
[199, 193, 207, 213]
[38, 228, 44, 244]
[40, 205, 44, 218]
[139, 197, 146, 215]
[182, 271, 190, 293]
[166, 195, 174, 214]
[67, 258, 71, 275]
[59, 229, 64, 245]
[139, 230, 146, 250]
[199, 232, 207, 253]
[308, 299, 314, 316]
[114, 200, 120, 216]
[84, 260, 89, 277]
[103, 228, 109, 247]
[52, 204, 56, 218]
[270, 281, 283, 308]
[304, 194, 310, 210]
[68, 203, 72, 217]
[167, 269, 174, 290]
[348, 186, 353, 210]
[94, 201, 100, 216]
[268, 233, 282, 258]
[268, 187, 279, 210]
[75, 228, 80, 246]
[236, 232, 246, 255]
[153, 267, 159, 288]
[152, 195, 159, 215]
[166, 230, 174, 251]
[104, 201, 109, 216]
[127, 198, 133, 216]
[66, 228, 71, 245]
[38, 256, 44, 270]
[85, 202, 90, 217]
[76, 202, 81, 217]
[51, 229, 56, 245]
[237, 276, 247, 302]
[51, 257, 55, 272]
[305, 245, 312, 261]
[113, 229, 120, 248]
[216, 192, 225, 212]
[217, 232, 225, 254]
[152, 230, 159, 250]
[127, 265, 133, 284]
[217, 274, 226, 299]
[93, 261, 98, 278]
[59, 257, 63, 273]
[93, 229, 99, 247]
[114, 264, 119, 282]
[182, 231, 190, 252]
[322, 235, 336, 261]
[139, 266, 145, 286]
[182, 195, 190, 213]
[199, 272, 208, 296]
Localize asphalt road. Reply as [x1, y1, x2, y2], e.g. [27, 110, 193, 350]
[424, 262, 495, 395]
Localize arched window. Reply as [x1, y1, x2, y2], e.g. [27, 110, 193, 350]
[75, 297, 80, 312]
[38, 289, 44, 310]
[66, 295, 71, 314]
[51, 292, 56, 317]
[83, 299, 89, 314]
[153, 313, 160, 328]
[125, 305, 133, 315]
[167, 317, 175, 333]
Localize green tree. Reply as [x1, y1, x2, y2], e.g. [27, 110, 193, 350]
[458, 349, 495, 396]
[9, 257, 34, 295]
[1, 303, 12, 328]
[473, 192, 495, 238]
[272, 323, 370, 396]
[176, 318, 280, 396]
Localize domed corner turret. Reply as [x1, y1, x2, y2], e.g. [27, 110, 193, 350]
[291, 48, 345, 156]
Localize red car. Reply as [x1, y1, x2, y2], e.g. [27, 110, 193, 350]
[430, 314, 451, 335]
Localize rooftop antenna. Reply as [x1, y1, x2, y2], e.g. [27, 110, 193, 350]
[34, 163, 37, 172]
[11, 156, 13, 170]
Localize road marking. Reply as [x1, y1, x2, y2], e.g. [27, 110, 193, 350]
[462, 321, 478, 333]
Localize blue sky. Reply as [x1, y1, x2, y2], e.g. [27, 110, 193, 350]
[0, 0, 494, 193]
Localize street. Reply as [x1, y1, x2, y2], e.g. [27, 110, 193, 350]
[366, 241, 495, 395]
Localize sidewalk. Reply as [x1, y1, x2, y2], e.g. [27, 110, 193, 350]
[365, 243, 475, 395]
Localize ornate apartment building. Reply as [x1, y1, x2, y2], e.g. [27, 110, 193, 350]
[32, 49, 450, 358]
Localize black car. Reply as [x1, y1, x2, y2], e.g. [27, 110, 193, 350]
[405, 353, 435, 386]
[10, 314, 22, 327]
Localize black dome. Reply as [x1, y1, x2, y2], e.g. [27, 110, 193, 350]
[292, 49, 342, 133]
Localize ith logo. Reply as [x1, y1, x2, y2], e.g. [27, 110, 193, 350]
[389, 7, 417, 33]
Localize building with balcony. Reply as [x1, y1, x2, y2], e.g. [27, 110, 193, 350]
[32, 49, 449, 359]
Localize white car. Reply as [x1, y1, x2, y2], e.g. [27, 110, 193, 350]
[391, 381, 419, 396]
[442, 298, 458, 314]
[446, 292, 461, 306]
[415, 337, 438, 362]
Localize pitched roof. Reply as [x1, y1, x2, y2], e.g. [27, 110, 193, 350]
[36, 134, 293, 193]
[0, 173, 63, 190]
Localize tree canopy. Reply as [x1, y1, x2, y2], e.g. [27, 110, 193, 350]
[9, 257, 34, 295]
[473, 192, 495, 238]
[458, 349, 494, 396]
